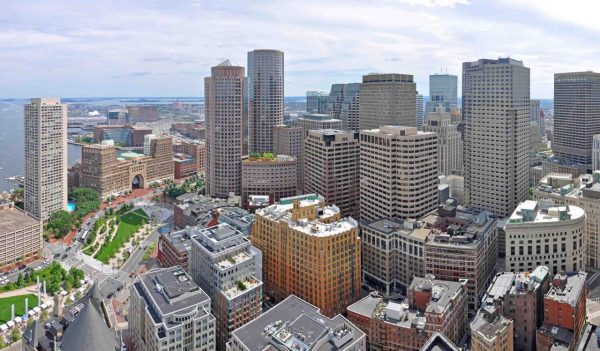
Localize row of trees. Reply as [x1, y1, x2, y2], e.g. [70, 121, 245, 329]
[46, 187, 100, 238]
[3, 261, 85, 295]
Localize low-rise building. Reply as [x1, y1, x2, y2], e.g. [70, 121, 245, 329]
[361, 218, 429, 297]
[93, 125, 153, 147]
[347, 276, 468, 351]
[216, 207, 254, 236]
[533, 171, 600, 269]
[157, 230, 193, 271]
[423, 203, 498, 314]
[536, 272, 588, 351]
[189, 224, 262, 351]
[470, 306, 514, 351]
[0, 200, 42, 267]
[173, 195, 229, 229]
[228, 295, 366, 351]
[480, 267, 550, 351]
[504, 199, 585, 275]
[79, 136, 173, 198]
[241, 153, 297, 208]
[129, 267, 216, 351]
[173, 153, 198, 179]
[251, 194, 361, 317]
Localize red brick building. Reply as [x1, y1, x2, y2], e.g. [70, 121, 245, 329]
[536, 272, 588, 351]
[347, 275, 468, 351]
[157, 230, 192, 271]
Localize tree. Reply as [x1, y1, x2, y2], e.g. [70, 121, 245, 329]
[10, 326, 20, 343]
[0, 336, 6, 348]
[46, 210, 72, 238]
[40, 309, 49, 322]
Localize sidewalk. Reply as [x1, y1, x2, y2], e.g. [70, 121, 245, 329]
[0, 285, 38, 299]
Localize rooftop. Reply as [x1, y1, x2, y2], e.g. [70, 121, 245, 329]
[160, 230, 192, 254]
[419, 332, 461, 351]
[506, 200, 584, 225]
[470, 306, 512, 342]
[365, 218, 431, 242]
[231, 295, 365, 351]
[483, 266, 549, 305]
[190, 223, 249, 255]
[136, 267, 209, 323]
[0, 201, 40, 232]
[546, 272, 587, 307]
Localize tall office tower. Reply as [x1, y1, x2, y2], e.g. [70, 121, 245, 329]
[304, 130, 360, 218]
[129, 267, 216, 351]
[251, 194, 361, 317]
[189, 224, 263, 351]
[248, 49, 284, 153]
[306, 90, 329, 114]
[24, 98, 67, 221]
[553, 71, 600, 167]
[273, 125, 304, 191]
[327, 83, 361, 131]
[205, 60, 246, 198]
[416, 93, 424, 129]
[422, 106, 463, 176]
[424, 73, 458, 115]
[463, 58, 530, 217]
[359, 73, 416, 130]
[360, 126, 438, 221]
[594, 135, 600, 171]
[530, 99, 541, 123]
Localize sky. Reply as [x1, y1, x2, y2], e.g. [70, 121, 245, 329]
[1, 0, 600, 98]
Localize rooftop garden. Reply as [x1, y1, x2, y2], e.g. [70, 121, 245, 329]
[248, 152, 275, 161]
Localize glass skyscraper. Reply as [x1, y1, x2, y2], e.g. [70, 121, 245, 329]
[425, 73, 458, 115]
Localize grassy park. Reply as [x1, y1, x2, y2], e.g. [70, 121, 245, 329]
[95, 208, 149, 264]
[0, 294, 38, 323]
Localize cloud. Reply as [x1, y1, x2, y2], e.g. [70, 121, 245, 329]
[0, 0, 598, 98]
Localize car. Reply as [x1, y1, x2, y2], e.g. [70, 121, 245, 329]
[0, 281, 7, 286]
[33, 266, 42, 271]
[54, 253, 60, 259]
[66, 247, 71, 252]
[76, 303, 84, 310]
[18, 265, 26, 270]
[62, 254, 68, 259]
[107, 292, 114, 299]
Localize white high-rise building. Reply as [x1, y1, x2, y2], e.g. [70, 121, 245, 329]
[423, 106, 463, 176]
[24, 98, 67, 221]
[359, 73, 416, 131]
[360, 126, 438, 221]
[248, 49, 284, 153]
[463, 58, 530, 217]
[205, 60, 246, 197]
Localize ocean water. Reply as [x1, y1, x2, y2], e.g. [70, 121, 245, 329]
[0, 102, 81, 192]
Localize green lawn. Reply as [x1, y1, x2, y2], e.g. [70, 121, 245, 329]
[0, 294, 38, 323]
[95, 208, 148, 264]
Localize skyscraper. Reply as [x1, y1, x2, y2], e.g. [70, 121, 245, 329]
[530, 99, 541, 123]
[24, 98, 67, 221]
[425, 73, 458, 115]
[306, 90, 329, 114]
[422, 106, 463, 176]
[304, 129, 360, 218]
[359, 73, 416, 130]
[248, 49, 284, 153]
[205, 60, 246, 197]
[416, 93, 424, 129]
[553, 71, 600, 166]
[327, 83, 360, 131]
[273, 125, 304, 191]
[360, 126, 438, 221]
[463, 58, 530, 217]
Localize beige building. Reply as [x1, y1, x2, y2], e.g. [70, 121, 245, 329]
[248, 49, 284, 153]
[533, 172, 600, 269]
[0, 200, 42, 267]
[470, 307, 514, 351]
[241, 154, 297, 208]
[205, 60, 246, 197]
[422, 106, 463, 176]
[504, 200, 585, 275]
[304, 129, 360, 218]
[79, 137, 173, 198]
[251, 194, 361, 318]
[359, 73, 416, 130]
[361, 218, 429, 297]
[24, 98, 67, 221]
[273, 125, 304, 191]
[360, 126, 438, 221]
[297, 113, 342, 136]
[463, 58, 530, 217]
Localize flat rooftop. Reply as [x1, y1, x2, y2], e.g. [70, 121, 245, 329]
[507, 200, 584, 224]
[364, 218, 430, 241]
[136, 267, 209, 323]
[231, 295, 364, 351]
[470, 307, 511, 341]
[546, 272, 587, 307]
[0, 203, 39, 232]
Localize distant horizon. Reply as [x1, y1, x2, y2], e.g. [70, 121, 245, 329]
[0, 96, 556, 101]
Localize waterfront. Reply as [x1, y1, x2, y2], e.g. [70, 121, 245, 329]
[0, 102, 81, 192]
